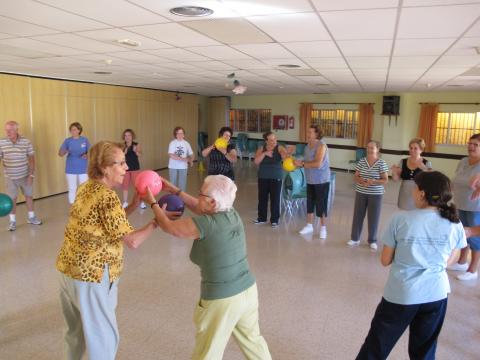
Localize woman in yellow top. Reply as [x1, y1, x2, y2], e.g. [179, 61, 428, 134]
[56, 141, 158, 360]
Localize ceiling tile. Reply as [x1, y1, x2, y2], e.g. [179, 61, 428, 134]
[0, 16, 59, 37]
[32, 34, 127, 52]
[312, 0, 399, 11]
[106, 51, 166, 63]
[304, 57, 348, 69]
[397, 5, 480, 39]
[77, 29, 172, 50]
[187, 61, 236, 70]
[261, 58, 309, 67]
[36, 0, 169, 26]
[127, 0, 239, 21]
[0, 38, 87, 56]
[346, 57, 390, 69]
[447, 37, 480, 55]
[187, 45, 252, 60]
[223, 59, 272, 69]
[338, 40, 392, 56]
[390, 56, 437, 67]
[146, 48, 209, 61]
[283, 41, 341, 57]
[404, 0, 480, 6]
[221, 0, 315, 16]
[0, 0, 108, 31]
[394, 38, 455, 55]
[435, 55, 480, 67]
[126, 23, 221, 47]
[232, 43, 293, 59]
[248, 13, 330, 42]
[320, 9, 397, 40]
[182, 18, 273, 45]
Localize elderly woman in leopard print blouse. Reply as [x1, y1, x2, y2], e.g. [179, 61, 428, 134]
[56, 141, 157, 360]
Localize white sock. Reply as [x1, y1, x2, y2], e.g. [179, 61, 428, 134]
[28, 211, 35, 218]
[9, 214, 16, 222]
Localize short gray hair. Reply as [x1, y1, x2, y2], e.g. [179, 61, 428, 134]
[202, 175, 237, 212]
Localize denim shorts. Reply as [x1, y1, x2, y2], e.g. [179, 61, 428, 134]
[459, 210, 480, 251]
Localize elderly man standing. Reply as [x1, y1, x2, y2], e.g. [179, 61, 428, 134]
[0, 120, 42, 231]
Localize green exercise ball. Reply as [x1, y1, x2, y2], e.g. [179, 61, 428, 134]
[0, 193, 13, 217]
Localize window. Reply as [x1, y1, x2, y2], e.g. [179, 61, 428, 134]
[311, 109, 359, 139]
[435, 112, 480, 145]
[230, 109, 271, 133]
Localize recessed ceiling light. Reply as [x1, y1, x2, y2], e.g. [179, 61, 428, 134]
[116, 39, 141, 47]
[278, 64, 301, 68]
[447, 84, 464, 87]
[170, 6, 214, 17]
[316, 83, 329, 86]
[93, 71, 112, 75]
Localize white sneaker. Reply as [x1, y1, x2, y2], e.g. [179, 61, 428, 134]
[370, 243, 378, 251]
[457, 272, 478, 281]
[140, 202, 147, 209]
[122, 202, 128, 209]
[299, 223, 314, 235]
[319, 226, 327, 239]
[347, 240, 360, 246]
[447, 262, 469, 272]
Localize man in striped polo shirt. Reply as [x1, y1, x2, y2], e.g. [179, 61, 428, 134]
[0, 121, 42, 231]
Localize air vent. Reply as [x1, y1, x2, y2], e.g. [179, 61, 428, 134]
[93, 71, 112, 75]
[170, 6, 214, 17]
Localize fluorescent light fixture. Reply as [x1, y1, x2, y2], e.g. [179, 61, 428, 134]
[116, 39, 141, 47]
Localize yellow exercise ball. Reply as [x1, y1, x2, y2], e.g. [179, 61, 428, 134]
[283, 157, 296, 172]
[214, 137, 228, 149]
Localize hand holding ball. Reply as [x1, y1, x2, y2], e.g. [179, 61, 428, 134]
[158, 194, 185, 218]
[214, 138, 228, 150]
[282, 157, 297, 172]
[135, 170, 162, 196]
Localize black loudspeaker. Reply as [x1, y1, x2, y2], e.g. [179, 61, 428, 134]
[382, 96, 400, 115]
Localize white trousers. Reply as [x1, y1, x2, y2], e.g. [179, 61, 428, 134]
[66, 174, 88, 204]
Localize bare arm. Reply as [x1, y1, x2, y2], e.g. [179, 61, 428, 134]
[202, 145, 215, 157]
[391, 164, 401, 181]
[152, 204, 200, 240]
[447, 249, 461, 267]
[354, 170, 366, 185]
[381, 245, 395, 266]
[123, 220, 157, 249]
[278, 145, 290, 160]
[28, 155, 35, 176]
[370, 171, 388, 186]
[58, 148, 68, 157]
[160, 178, 201, 215]
[254, 147, 267, 165]
[134, 143, 142, 157]
[225, 148, 237, 163]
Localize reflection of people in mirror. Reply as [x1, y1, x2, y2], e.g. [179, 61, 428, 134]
[289, 116, 295, 129]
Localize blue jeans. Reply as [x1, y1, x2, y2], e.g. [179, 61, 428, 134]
[458, 210, 480, 250]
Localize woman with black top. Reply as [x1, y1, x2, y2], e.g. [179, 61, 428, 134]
[201, 127, 237, 181]
[121, 129, 145, 209]
[391, 138, 432, 210]
[253, 131, 290, 228]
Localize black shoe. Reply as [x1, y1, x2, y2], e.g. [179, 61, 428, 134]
[253, 219, 267, 225]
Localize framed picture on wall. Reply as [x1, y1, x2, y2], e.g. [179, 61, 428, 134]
[288, 116, 295, 129]
[273, 115, 288, 130]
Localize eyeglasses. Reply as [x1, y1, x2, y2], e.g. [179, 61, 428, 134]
[112, 160, 127, 166]
[467, 142, 480, 147]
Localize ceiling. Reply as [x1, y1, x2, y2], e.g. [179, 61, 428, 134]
[1, 0, 480, 96]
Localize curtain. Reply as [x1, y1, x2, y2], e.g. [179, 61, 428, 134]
[299, 103, 312, 142]
[357, 103, 374, 147]
[418, 103, 438, 152]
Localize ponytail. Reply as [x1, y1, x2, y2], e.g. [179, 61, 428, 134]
[414, 171, 460, 223]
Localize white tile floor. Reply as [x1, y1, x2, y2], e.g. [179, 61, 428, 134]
[1, 160, 479, 359]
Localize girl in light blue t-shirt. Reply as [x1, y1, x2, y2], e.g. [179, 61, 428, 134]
[356, 171, 466, 360]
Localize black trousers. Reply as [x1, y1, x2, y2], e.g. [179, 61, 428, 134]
[356, 297, 448, 360]
[257, 178, 282, 223]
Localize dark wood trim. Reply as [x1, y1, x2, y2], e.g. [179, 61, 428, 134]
[419, 102, 480, 105]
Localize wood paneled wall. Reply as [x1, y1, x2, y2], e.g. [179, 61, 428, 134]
[0, 74, 199, 199]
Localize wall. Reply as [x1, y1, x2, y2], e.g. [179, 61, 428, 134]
[230, 91, 480, 177]
[0, 74, 199, 199]
[207, 97, 229, 145]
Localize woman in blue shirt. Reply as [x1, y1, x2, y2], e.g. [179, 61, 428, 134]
[356, 171, 466, 360]
[58, 122, 90, 204]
